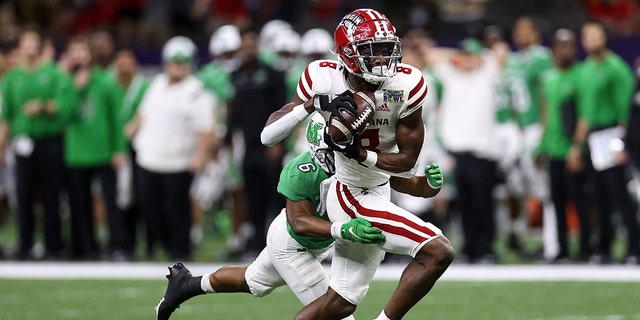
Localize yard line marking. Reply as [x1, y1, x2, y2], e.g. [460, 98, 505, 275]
[1, 262, 640, 281]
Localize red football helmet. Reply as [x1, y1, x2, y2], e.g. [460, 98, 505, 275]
[334, 8, 402, 84]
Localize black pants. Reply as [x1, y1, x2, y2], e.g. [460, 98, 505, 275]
[452, 152, 498, 260]
[120, 148, 148, 257]
[548, 159, 592, 259]
[15, 134, 65, 257]
[67, 165, 124, 258]
[592, 164, 640, 257]
[136, 167, 193, 261]
[242, 159, 283, 252]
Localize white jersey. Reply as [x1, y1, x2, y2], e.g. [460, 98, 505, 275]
[297, 60, 427, 187]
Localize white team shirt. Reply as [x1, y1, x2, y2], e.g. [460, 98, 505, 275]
[297, 60, 427, 187]
[433, 52, 501, 159]
[134, 74, 215, 173]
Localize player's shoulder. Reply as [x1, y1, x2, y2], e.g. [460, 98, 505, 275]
[385, 63, 424, 88]
[298, 59, 343, 97]
[281, 152, 316, 177]
[280, 152, 324, 187]
[383, 63, 427, 107]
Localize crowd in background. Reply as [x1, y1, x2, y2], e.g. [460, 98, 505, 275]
[0, 0, 639, 265]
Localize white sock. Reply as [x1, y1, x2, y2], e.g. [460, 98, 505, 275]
[200, 273, 215, 293]
[374, 310, 391, 320]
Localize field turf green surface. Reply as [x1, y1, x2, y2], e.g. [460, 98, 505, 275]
[1, 279, 638, 320]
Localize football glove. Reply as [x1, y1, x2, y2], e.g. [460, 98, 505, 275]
[425, 162, 443, 189]
[333, 218, 385, 244]
[313, 90, 357, 122]
[324, 131, 360, 159]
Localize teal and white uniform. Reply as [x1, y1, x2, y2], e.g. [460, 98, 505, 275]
[497, 44, 552, 198]
[244, 151, 336, 306]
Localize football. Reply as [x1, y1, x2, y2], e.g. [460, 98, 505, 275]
[327, 91, 376, 145]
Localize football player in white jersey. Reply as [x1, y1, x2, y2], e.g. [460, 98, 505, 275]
[156, 113, 444, 320]
[260, 8, 455, 320]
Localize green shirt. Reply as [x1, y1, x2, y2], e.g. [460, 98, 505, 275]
[58, 67, 121, 167]
[0, 62, 65, 138]
[113, 75, 150, 151]
[286, 60, 306, 101]
[498, 45, 552, 127]
[277, 151, 333, 250]
[538, 64, 583, 159]
[196, 62, 234, 103]
[197, 62, 234, 137]
[577, 52, 635, 128]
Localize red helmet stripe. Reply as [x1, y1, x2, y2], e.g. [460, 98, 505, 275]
[369, 9, 384, 20]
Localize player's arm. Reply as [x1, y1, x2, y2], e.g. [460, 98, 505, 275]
[390, 163, 443, 198]
[285, 198, 384, 244]
[352, 109, 424, 174]
[261, 96, 315, 147]
[261, 62, 357, 147]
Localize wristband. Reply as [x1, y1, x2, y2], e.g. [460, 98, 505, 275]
[292, 104, 310, 121]
[330, 222, 343, 239]
[362, 150, 378, 167]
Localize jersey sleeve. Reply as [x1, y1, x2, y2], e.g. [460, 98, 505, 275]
[277, 153, 321, 203]
[400, 66, 428, 119]
[295, 60, 340, 102]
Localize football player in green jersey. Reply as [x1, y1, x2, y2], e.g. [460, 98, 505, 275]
[156, 113, 444, 319]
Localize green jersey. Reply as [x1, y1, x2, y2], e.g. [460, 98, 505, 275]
[277, 151, 332, 250]
[57, 67, 121, 167]
[196, 62, 234, 103]
[113, 74, 150, 151]
[538, 64, 583, 159]
[0, 62, 65, 138]
[497, 45, 552, 126]
[286, 60, 306, 101]
[197, 62, 234, 137]
[577, 52, 635, 128]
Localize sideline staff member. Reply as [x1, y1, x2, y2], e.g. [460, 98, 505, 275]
[127, 36, 215, 261]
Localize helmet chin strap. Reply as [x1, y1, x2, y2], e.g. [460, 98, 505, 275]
[362, 73, 388, 85]
[362, 65, 394, 85]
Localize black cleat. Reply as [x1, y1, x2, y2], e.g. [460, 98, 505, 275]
[155, 263, 204, 320]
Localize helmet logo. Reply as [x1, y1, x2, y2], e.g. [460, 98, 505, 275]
[341, 12, 364, 37]
[306, 120, 323, 145]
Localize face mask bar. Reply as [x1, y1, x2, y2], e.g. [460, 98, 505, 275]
[346, 39, 402, 84]
[313, 148, 335, 175]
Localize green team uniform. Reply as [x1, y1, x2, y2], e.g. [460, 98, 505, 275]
[277, 151, 332, 250]
[1, 62, 64, 138]
[497, 45, 552, 127]
[57, 67, 122, 166]
[538, 65, 583, 159]
[196, 61, 241, 184]
[112, 74, 150, 151]
[577, 52, 635, 128]
[196, 62, 234, 104]
[286, 60, 307, 101]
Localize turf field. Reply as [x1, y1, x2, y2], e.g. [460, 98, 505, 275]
[1, 276, 639, 320]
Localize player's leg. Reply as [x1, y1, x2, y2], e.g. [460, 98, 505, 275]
[377, 236, 454, 319]
[337, 181, 454, 320]
[156, 247, 284, 320]
[294, 240, 385, 320]
[156, 211, 290, 319]
[267, 211, 332, 305]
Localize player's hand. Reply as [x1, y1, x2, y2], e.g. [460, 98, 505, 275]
[337, 218, 385, 244]
[323, 131, 360, 159]
[313, 90, 357, 122]
[425, 162, 443, 189]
